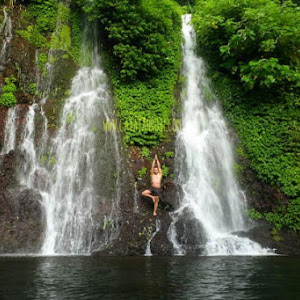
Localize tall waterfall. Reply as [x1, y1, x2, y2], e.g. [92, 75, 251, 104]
[169, 15, 273, 256]
[17, 66, 121, 255]
[0, 7, 12, 70]
[0, 18, 122, 254]
[40, 66, 121, 254]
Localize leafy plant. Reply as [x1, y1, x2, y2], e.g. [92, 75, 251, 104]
[38, 53, 48, 70]
[0, 77, 17, 107]
[162, 165, 169, 178]
[17, 1, 82, 65]
[248, 208, 263, 220]
[248, 199, 300, 232]
[66, 112, 76, 125]
[16, 25, 48, 48]
[49, 156, 56, 165]
[193, 0, 300, 92]
[29, 0, 58, 33]
[141, 147, 151, 159]
[40, 155, 47, 165]
[165, 151, 174, 159]
[0, 92, 17, 107]
[138, 166, 147, 178]
[75, 0, 182, 145]
[103, 217, 112, 230]
[29, 83, 37, 95]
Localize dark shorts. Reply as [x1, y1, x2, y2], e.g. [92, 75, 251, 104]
[150, 187, 161, 197]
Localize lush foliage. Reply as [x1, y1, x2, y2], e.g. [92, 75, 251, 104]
[194, 0, 300, 231]
[248, 197, 300, 232]
[193, 0, 300, 92]
[77, 0, 182, 81]
[212, 74, 299, 231]
[0, 77, 17, 107]
[214, 76, 299, 197]
[113, 57, 181, 145]
[138, 166, 147, 178]
[16, 0, 82, 64]
[76, 0, 182, 145]
[29, 0, 58, 32]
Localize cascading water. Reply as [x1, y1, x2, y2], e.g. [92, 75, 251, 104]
[40, 65, 121, 255]
[16, 58, 122, 255]
[3, 16, 122, 255]
[1, 106, 17, 155]
[0, 7, 12, 69]
[145, 220, 161, 256]
[169, 15, 274, 256]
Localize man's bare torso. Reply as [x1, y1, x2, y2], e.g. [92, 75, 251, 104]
[151, 173, 162, 188]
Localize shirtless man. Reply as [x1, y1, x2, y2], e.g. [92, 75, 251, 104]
[141, 154, 162, 216]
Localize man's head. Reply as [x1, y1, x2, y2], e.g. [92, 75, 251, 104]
[153, 166, 159, 174]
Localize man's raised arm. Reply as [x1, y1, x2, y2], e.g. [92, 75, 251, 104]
[151, 156, 156, 174]
[155, 154, 162, 174]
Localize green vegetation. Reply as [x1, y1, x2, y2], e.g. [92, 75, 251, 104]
[39, 153, 56, 166]
[141, 147, 151, 159]
[193, 0, 299, 231]
[16, 0, 82, 65]
[248, 198, 300, 232]
[76, 0, 182, 145]
[165, 151, 175, 159]
[162, 165, 169, 178]
[0, 77, 17, 107]
[193, 0, 299, 92]
[66, 112, 76, 125]
[29, 0, 58, 32]
[138, 166, 148, 178]
[28, 83, 37, 95]
[17, 25, 47, 48]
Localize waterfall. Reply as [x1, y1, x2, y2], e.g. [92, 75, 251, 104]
[1, 106, 17, 155]
[145, 220, 161, 256]
[16, 64, 121, 255]
[39, 66, 121, 255]
[0, 7, 12, 69]
[169, 15, 274, 256]
[0, 15, 122, 255]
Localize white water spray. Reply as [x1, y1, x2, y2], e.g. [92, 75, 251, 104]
[169, 15, 274, 256]
[1, 106, 17, 155]
[14, 23, 122, 254]
[0, 7, 12, 68]
[145, 220, 161, 256]
[43, 66, 119, 254]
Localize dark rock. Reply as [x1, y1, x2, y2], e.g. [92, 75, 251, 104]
[0, 187, 44, 253]
[170, 207, 206, 255]
[236, 221, 300, 256]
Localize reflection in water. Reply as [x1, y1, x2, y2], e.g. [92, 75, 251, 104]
[0, 256, 299, 299]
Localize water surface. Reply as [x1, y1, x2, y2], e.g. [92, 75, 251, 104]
[0, 256, 299, 299]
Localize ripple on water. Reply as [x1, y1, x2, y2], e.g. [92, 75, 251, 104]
[0, 256, 299, 299]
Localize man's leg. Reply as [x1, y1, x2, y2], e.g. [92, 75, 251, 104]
[153, 197, 159, 216]
[141, 189, 155, 202]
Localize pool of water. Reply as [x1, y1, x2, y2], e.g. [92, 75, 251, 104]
[0, 256, 299, 299]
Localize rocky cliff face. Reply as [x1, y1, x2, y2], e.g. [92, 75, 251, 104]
[0, 107, 44, 253]
[0, 4, 299, 256]
[0, 4, 77, 253]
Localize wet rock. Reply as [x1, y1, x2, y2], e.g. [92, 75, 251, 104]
[161, 179, 180, 209]
[171, 207, 206, 255]
[0, 143, 44, 253]
[236, 221, 300, 256]
[0, 187, 44, 253]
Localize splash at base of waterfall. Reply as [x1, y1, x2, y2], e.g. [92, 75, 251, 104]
[204, 234, 274, 256]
